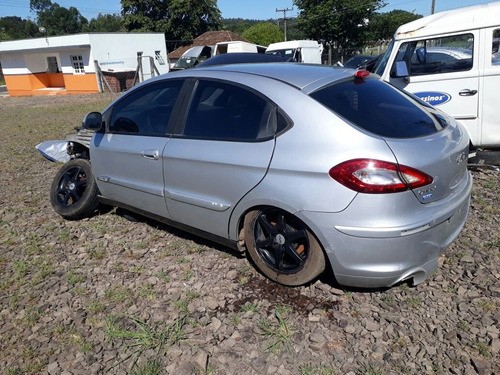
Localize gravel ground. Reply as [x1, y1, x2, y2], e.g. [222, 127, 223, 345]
[0, 94, 499, 375]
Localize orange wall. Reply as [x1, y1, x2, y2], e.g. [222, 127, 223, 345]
[4, 73, 98, 96]
[63, 73, 99, 93]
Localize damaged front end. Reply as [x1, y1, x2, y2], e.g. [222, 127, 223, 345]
[36, 127, 94, 162]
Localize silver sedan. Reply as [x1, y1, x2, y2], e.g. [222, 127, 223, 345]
[47, 63, 472, 288]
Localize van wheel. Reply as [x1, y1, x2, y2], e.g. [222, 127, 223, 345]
[244, 208, 325, 286]
[50, 159, 99, 220]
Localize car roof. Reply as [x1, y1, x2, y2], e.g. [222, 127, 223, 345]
[395, 2, 500, 39]
[172, 62, 356, 90]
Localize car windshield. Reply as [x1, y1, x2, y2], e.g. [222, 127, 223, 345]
[173, 56, 200, 69]
[310, 78, 445, 138]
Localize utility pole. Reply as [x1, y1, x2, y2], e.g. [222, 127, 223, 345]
[431, 0, 436, 14]
[276, 7, 293, 41]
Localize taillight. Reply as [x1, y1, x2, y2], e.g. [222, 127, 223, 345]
[329, 159, 433, 194]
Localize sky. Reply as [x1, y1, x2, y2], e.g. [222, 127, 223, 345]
[0, 0, 493, 21]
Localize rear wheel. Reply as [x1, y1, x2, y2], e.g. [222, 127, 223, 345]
[244, 208, 325, 286]
[50, 159, 99, 220]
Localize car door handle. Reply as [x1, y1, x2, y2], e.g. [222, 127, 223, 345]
[459, 89, 477, 96]
[141, 150, 160, 160]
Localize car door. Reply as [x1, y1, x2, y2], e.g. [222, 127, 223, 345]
[162, 79, 277, 238]
[387, 32, 480, 143]
[90, 79, 185, 218]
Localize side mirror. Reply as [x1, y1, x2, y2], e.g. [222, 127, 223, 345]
[82, 112, 103, 131]
[395, 60, 410, 78]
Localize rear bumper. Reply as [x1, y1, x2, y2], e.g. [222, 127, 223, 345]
[297, 172, 472, 288]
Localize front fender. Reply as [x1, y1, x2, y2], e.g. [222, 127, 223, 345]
[35, 140, 70, 163]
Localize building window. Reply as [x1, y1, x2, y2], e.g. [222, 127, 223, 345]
[47, 56, 60, 73]
[71, 55, 85, 74]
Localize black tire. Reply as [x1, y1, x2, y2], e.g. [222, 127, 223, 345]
[50, 159, 99, 220]
[244, 208, 326, 286]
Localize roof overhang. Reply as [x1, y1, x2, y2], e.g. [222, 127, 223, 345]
[0, 44, 91, 54]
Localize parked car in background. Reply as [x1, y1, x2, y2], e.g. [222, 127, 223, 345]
[343, 55, 373, 69]
[40, 63, 472, 288]
[171, 46, 213, 71]
[337, 54, 382, 72]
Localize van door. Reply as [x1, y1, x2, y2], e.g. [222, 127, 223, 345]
[480, 27, 500, 147]
[386, 32, 480, 145]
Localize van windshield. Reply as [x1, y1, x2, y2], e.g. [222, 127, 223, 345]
[265, 49, 298, 61]
[374, 40, 394, 76]
[310, 78, 445, 138]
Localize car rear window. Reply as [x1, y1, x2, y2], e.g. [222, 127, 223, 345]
[310, 78, 444, 138]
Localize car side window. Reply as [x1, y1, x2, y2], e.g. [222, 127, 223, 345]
[182, 80, 272, 141]
[109, 80, 183, 136]
[394, 34, 473, 76]
[492, 29, 500, 65]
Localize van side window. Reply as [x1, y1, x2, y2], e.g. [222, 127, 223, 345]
[492, 29, 500, 65]
[393, 34, 473, 76]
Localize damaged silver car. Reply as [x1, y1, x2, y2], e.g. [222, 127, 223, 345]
[38, 63, 472, 288]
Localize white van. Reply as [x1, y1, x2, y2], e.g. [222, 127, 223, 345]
[265, 40, 323, 64]
[213, 41, 266, 55]
[374, 2, 500, 152]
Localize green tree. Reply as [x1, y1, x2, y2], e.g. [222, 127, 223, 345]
[121, 0, 221, 43]
[166, 0, 221, 41]
[0, 16, 42, 40]
[294, 0, 384, 57]
[85, 13, 124, 32]
[30, 1, 88, 36]
[30, 0, 52, 13]
[366, 10, 422, 42]
[121, 0, 169, 32]
[242, 22, 283, 46]
[222, 18, 261, 35]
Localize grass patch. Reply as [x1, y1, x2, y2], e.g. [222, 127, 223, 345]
[299, 363, 335, 375]
[67, 270, 86, 286]
[405, 296, 423, 307]
[130, 359, 163, 375]
[87, 300, 106, 314]
[138, 284, 157, 300]
[240, 301, 259, 313]
[473, 340, 492, 358]
[104, 286, 133, 303]
[258, 305, 294, 353]
[105, 315, 187, 371]
[356, 363, 385, 375]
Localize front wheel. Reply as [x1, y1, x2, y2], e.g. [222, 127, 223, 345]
[50, 159, 99, 220]
[244, 208, 325, 286]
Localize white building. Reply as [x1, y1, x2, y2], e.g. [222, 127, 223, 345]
[0, 33, 169, 96]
